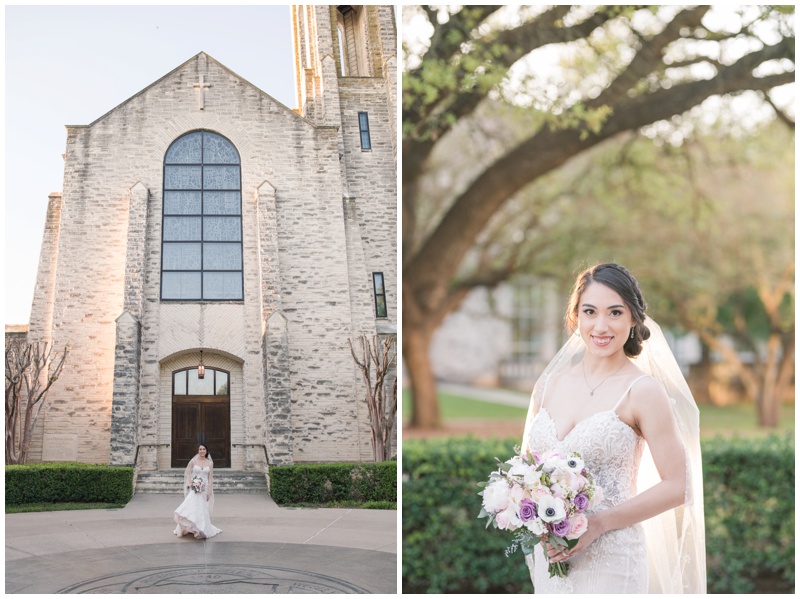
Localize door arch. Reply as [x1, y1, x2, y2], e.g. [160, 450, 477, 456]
[171, 367, 230, 468]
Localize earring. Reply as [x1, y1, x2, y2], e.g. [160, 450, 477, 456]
[630, 327, 635, 339]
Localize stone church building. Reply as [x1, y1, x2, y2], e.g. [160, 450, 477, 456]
[24, 5, 397, 476]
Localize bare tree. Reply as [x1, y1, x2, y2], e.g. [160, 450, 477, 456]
[5, 340, 69, 464]
[348, 335, 398, 462]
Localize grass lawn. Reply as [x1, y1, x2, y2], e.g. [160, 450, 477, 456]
[403, 389, 794, 438]
[698, 402, 794, 437]
[6, 501, 128, 514]
[402, 390, 527, 420]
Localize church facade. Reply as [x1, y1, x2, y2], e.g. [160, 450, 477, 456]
[26, 5, 397, 472]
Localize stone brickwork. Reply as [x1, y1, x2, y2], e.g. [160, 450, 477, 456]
[110, 311, 141, 465]
[27, 6, 396, 469]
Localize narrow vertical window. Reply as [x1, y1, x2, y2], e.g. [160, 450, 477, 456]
[161, 130, 243, 301]
[373, 272, 387, 317]
[358, 112, 371, 150]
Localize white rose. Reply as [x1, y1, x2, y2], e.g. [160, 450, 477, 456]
[508, 463, 529, 478]
[525, 517, 547, 536]
[482, 479, 511, 513]
[506, 455, 525, 468]
[536, 494, 567, 523]
[523, 467, 542, 488]
[496, 506, 523, 531]
[542, 451, 565, 473]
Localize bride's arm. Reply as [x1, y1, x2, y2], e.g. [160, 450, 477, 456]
[207, 462, 214, 501]
[551, 377, 686, 561]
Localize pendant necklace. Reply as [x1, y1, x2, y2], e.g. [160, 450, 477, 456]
[582, 360, 627, 397]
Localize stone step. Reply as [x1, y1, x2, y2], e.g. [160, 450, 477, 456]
[136, 470, 268, 494]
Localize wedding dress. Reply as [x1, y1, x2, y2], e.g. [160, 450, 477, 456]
[524, 375, 649, 593]
[173, 461, 221, 539]
[521, 317, 706, 593]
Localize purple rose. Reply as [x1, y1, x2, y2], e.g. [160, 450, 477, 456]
[549, 518, 571, 537]
[573, 493, 589, 513]
[519, 498, 537, 523]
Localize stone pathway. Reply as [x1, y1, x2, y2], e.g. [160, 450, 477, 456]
[6, 493, 396, 594]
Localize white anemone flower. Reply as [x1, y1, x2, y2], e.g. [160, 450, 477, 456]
[564, 454, 585, 473]
[536, 494, 567, 523]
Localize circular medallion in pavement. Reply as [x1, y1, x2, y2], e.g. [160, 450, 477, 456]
[56, 564, 371, 594]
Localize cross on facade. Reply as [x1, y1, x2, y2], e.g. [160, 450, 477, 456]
[193, 74, 211, 110]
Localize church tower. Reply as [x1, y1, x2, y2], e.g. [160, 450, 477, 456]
[291, 5, 397, 338]
[292, 6, 397, 160]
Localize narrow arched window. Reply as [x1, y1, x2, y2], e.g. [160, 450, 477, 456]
[161, 131, 243, 301]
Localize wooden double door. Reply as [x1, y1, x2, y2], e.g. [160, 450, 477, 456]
[172, 396, 230, 468]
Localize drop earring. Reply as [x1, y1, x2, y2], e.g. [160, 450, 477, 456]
[630, 327, 635, 339]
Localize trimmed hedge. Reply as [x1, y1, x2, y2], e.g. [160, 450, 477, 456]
[6, 462, 133, 506]
[703, 434, 794, 593]
[402, 435, 794, 594]
[270, 461, 397, 505]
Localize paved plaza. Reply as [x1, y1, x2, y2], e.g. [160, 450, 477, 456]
[6, 493, 397, 594]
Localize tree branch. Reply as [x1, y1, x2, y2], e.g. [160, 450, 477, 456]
[762, 91, 795, 130]
[406, 35, 795, 315]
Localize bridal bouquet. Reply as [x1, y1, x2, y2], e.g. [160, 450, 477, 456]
[478, 447, 602, 578]
[189, 475, 205, 494]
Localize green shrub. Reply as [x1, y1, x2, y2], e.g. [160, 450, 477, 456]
[403, 437, 527, 593]
[270, 461, 396, 505]
[6, 462, 133, 506]
[703, 434, 794, 593]
[402, 435, 794, 594]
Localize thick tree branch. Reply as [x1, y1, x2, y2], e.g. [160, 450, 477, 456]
[406, 36, 795, 314]
[598, 6, 711, 107]
[404, 6, 623, 190]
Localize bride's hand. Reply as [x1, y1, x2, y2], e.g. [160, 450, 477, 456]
[545, 516, 604, 563]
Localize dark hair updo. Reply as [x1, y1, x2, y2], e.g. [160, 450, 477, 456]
[565, 263, 651, 357]
[198, 444, 212, 461]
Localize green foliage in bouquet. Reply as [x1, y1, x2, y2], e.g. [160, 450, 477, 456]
[6, 462, 133, 506]
[269, 461, 396, 505]
[402, 435, 794, 594]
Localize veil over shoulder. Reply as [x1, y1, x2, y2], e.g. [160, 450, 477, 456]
[522, 317, 706, 593]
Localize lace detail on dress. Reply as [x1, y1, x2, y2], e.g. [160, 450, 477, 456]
[525, 408, 648, 593]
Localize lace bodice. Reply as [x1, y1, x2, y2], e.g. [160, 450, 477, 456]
[528, 408, 644, 512]
[523, 377, 649, 593]
[191, 465, 211, 482]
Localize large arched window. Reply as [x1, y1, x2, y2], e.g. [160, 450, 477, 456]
[161, 131, 243, 300]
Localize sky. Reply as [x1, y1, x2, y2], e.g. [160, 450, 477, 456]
[4, 5, 297, 325]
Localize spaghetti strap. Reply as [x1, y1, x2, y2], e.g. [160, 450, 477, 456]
[612, 375, 649, 412]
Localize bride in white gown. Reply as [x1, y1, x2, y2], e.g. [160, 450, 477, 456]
[174, 444, 222, 539]
[521, 264, 705, 593]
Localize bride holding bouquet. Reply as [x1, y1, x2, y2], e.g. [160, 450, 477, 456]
[173, 444, 222, 540]
[515, 264, 705, 593]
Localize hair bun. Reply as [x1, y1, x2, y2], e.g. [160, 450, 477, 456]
[641, 324, 651, 341]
